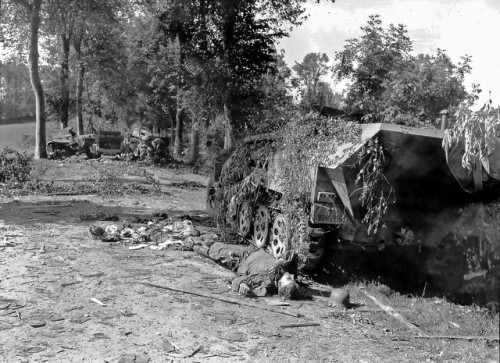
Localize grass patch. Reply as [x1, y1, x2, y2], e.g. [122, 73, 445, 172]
[346, 281, 499, 337]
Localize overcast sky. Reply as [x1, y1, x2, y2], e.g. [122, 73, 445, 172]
[278, 0, 500, 108]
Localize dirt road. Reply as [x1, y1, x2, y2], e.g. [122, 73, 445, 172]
[0, 161, 498, 362]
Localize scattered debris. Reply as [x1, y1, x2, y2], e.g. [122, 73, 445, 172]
[412, 334, 499, 341]
[89, 217, 203, 249]
[186, 346, 203, 357]
[463, 271, 488, 281]
[47, 315, 64, 322]
[140, 281, 303, 318]
[217, 331, 247, 342]
[91, 298, 107, 307]
[160, 340, 176, 352]
[91, 332, 111, 340]
[4, 233, 24, 237]
[150, 239, 184, 250]
[280, 323, 321, 329]
[360, 288, 422, 334]
[61, 280, 84, 287]
[116, 353, 150, 363]
[267, 300, 290, 307]
[17, 345, 47, 357]
[65, 305, 84, 312]
[70, 316, 91, 324]
[81, 272, 105, 278]
[39, 331, 58, 339]
[28, 320, 46, 328]
[120, 310, 136, 317]
[129, 244, 149, 250]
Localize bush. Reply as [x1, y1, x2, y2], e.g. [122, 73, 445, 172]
[0, 147, 33, 188]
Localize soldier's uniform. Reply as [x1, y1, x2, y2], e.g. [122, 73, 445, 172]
[194, 242, 287, 296]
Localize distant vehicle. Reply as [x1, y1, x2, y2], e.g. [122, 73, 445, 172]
[90, 130, 124, 158]
[46, 127, 95, 158]
[46, 128, 124, 159]
[123, 127, 169, 159]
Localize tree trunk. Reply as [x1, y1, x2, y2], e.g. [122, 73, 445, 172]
[170, 122, 176, 148]
[167, 107, 176, 148]
[75, 63, 85, 135]
[59, 33, 70, 129]
[188, 122, 199, 165]
[221, 1, 237, 149]
[28, 0, 47, 159]
[174, 94, 184, 155]
[204, 116, 210, 133]
[223, 100, 233, 149]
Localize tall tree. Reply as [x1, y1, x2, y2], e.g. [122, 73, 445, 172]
[381, 50, 471, 123]
[1, 0, 47, 158]
[44, 0, 75, 129]
[334, 15, 470, 125]
[153, 0, 336, 148]
[70, 0, 127, 135]
[292, 52, 333, 109]
[334, 15, 412, 122]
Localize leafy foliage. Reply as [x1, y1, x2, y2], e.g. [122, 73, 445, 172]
[0, 147, 32, 188]
[447, 101, 500, 171]
[354, 138, 394, 234]
[292, 52, 338, 109]
[335, 15, 471, 125]
[334, 15, 412, 121]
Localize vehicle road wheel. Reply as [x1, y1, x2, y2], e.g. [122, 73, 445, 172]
[237, 201, 252, 237]
[271, 214, 289, 259]
[253, 205, 270, 248]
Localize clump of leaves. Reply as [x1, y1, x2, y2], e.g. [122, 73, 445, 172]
[278, 112, 362, 205]
[355, 138, 395, 234]
[0, 147, 32, 189]
[275, 112, 363, 250]
[214, 139, 275, 232]
[443, 102, 500, 309]
[449, 102, 500, 170]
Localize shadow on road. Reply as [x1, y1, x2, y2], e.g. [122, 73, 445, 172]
[0, 199, 211, 228]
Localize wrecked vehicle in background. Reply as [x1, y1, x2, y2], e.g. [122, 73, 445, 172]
[47, 128, 124, 159]
[123, 127, 169, 160]
[90, 130, 124, 158]
[206, 111, 500, 304]
[47, 127, 95, 158]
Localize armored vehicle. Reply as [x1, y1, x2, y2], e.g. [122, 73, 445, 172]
[207, 120, 499, 298]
